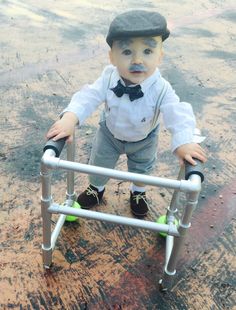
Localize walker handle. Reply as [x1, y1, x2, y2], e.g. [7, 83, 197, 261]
[184, 159, 204, 182]
[43, 137, 67, 157]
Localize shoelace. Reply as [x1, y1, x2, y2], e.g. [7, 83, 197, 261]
[86, 186, 100, 204]
[132, 193, 148, 205]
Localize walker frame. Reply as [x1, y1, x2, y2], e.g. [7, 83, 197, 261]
[41, 133, 204, 291]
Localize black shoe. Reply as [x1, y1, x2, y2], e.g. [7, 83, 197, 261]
[130, 191, 148, 218]
[77, 185, 105, 209]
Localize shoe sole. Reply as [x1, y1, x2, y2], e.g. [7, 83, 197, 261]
[80, 205, 98, 210]
[131, 209, 148, 218]
[78, 199, 103, 210]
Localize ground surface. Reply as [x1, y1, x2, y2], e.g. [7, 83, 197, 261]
[0, 0, 236, 309]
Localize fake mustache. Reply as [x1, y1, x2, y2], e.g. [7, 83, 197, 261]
[129, 64, 147, 72]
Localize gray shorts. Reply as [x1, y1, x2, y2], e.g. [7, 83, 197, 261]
[89, 121, 159, 186]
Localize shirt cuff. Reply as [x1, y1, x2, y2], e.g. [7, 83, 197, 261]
[171, 129, 194, 153]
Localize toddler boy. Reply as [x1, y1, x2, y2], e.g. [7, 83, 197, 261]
[47, 10, 207, 218]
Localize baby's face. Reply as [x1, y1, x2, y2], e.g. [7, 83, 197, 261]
[109, 36, 163, 85]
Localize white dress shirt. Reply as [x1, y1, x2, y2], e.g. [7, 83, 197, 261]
[63, 65, 196, 152]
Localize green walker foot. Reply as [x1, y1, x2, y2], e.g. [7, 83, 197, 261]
[156, 215, 178, 237]
[65, 201, 81, 222]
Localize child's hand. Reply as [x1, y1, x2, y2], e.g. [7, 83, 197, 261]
[46, 112, 78, 143]
[175, 143, 207, 166]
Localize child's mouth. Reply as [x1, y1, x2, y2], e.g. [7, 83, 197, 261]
[130, 71, 143, 74]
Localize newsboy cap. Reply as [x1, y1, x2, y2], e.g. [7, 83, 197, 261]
[106, 10, 170, 47]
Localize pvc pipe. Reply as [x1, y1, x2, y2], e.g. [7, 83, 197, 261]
[165, 235, 174, 268]
[51, 214, 67, 250]
[48, 204, 180, 236]
[42, 156, 201, 192]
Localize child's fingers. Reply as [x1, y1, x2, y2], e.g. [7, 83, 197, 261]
[46, 128, 66, 141]
[46, 125, 67, 140]
[46, 129, 59, 140]
[52, 132, 68, 141]
[194, 150, 207, 163]
[46, 121, 63, 138]
[184, 154, 197, 166]
[186, 151, 207, 165]
[196, 145, 207, 159]
[46, 125, 58, 139]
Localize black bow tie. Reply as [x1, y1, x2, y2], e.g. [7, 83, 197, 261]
[110, 80, 144, 101]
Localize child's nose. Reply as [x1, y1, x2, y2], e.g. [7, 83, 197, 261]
[132, 53, 143, 64]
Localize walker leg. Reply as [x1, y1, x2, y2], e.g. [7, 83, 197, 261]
[159, 174, 201, 291]
[158, 167, 183, 268]
[41, 161, 53, 268]
[166, 166, 184, 219]
[66, 136, 76, 201]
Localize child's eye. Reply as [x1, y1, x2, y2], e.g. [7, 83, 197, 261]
[144, 49, 153, 55]
[122, 49, 132, 55]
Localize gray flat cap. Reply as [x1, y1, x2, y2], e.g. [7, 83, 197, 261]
[106, 10, 170, 47]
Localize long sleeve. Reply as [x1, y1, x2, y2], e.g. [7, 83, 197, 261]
[160, 82, 196, 152]
[62, 65, 113, 125]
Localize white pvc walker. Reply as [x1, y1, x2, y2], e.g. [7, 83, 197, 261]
[41, 130, 205, 291]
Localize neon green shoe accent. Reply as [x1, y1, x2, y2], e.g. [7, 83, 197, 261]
[65, 201, 81, 222]
[156, 215, 178, 237]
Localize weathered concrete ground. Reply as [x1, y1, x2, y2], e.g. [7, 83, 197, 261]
[0, 0, 235, 309]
